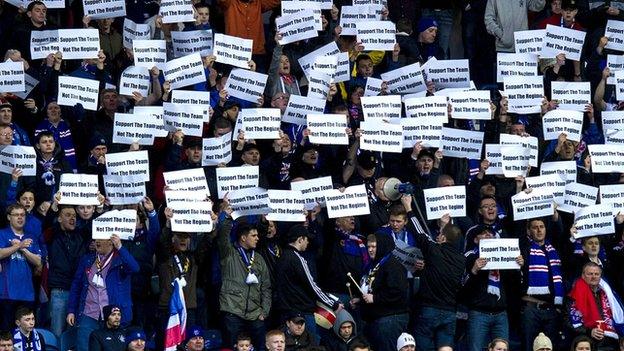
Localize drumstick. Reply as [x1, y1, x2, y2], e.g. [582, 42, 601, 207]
[346, 283, 353, 299]
[346, 272, 365, 294]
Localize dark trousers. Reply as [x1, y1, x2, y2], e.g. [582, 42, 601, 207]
[222, 312, 266, 351]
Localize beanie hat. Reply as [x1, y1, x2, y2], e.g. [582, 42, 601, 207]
[185, 325, 203, 344]
[125, 327, 146, 345]
[533, 332, 552, 351]
[102, 304, 121, 321]
[396, 333, 415, 351]
[0, 98, 12, 110]
[89, 134, 108, 150]
[417, 17, 438, 33]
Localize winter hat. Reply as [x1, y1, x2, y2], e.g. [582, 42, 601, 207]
[396, 333, 415, 351]
[533, 332, 552, 351]
[102, 304, 121, 321]
[185, 325, 204, 343]
[89, 134, 108, 150]
[0, 98, 12, 110]
[125, 327, 146, 345]
[417, 17, 438, 33]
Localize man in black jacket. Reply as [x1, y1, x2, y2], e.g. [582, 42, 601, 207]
[89, 304, 126, 351]
[401, 195, 466, 351]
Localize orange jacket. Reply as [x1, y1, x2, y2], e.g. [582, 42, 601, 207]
[218, 0, 280, 54]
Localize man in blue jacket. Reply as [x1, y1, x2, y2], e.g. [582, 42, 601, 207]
[66, 233, 140, 351]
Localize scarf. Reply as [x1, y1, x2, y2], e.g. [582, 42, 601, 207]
[466, 248, 501, 299]
[13, 328, 43, 351]
[377, 226, 416, 247]
[527, 240, 564, 305]
[236, 245, 258, 284]
[569, 278, 624, 339]
[336, 226, 369, 267]
[361, 253, 391, 294]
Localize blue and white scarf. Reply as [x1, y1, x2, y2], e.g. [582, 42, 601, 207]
[527, 240, 564, 305]
[13, 328, 43, 351]
[466, 249, 501, 299]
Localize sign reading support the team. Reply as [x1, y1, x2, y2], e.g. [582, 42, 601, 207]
[574, 204, 615, 238]
[298, 42, 340, 74]
[514, 29, 545, 55]
[504, 76, 543, 114]
[616, 70, 624, 100]
[440, 127, 484, 159]
[31, 29, 100, 60]
[307, 70, 331, 99]
[92, 209, 137, 240]
[0, 61, 25, 93]
[364, 77, 383, 96]
[119, 66, 150, 96]
[266, 190, 306, 222]
[551, 82, 590, 111]
[171, 201, 214, 232]
[606, 55, 624, 85]
[214, 34, 253, 69]
[241, 109, 281, 139]
[106, 151, 150, 181]
[484, 144, 503, 175]
[0, 145, 36, 176]
[423, 185, 466, 220]
[559, 182, 598, 213]
[542, 109, 583, 142]
[401, 118, 443, 148]
[228, 187, 270, 220]
[58, 174, 100, 205]
[83, 0, 125, 18]
[448, 90, 491, 120]
[216, 166, 259, 199]
[133, 40, 167, 69]
[541, 161, 577, 183]
[496, 53, 538, 83]
[276, 10, 318, 45]
[424, 59, 470, 89]
[103, 175, 146, 205]
[163, 168, 210, 198]
[606, 20, 624, 52]
[163, 53, 206, 89]
[159, 0, 194, 23]
[281, 2, 322, 30]
[13, 73, 38, 99]
[202, 132, 232, 166]
[339, 5, 381, 35]
[600, 184, 624, 213]
[324, 184, 370, 218]
[360, 121, 403, 153]
[224, 69, 268, 104]
[361, 95, 402, 122]
[283, 95, 325, 125]
[380, 62, 426, 94]
[511, 189, 555, 220]
[307, 114, 349, 145]
[356, 21, 396, 51]
[589, 144, 624, 173]
[480, 239, 521, 270]
[57, 76, 99, 111]
[162, 102, 205, 137]
[525, 174, 566, 205]
[171, 30, 213, 58]
[501, 145, 531, 177]
[500, 133, 539, 167]
[404, 96, 448, 124]
[291, 176, 334, 208]
[541, 24, 586, 61]
[133, 106, 168, 137]
[122, 19, 150, 49]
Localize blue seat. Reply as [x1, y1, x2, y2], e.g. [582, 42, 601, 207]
[36, 328, 58, 350]
[59, 328, 77, 351]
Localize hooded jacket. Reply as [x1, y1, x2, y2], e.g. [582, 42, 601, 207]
[484, 0, 545, 52]
[323, 310, 366, 351]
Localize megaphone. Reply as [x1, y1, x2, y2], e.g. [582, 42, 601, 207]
[381, 177, 416, 201]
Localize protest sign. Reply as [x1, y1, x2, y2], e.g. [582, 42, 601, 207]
[364, 77, 383, 96]
[92, 209, 137, 240]
[511, 189, 555, 221]
[480, 239, 521, 270]
[57, 76, 99, 111]
[574, 204, 615, 238]
[165, 189, 208, 205]
[13, 73, 38, 99]
[228, 187, 270, 220]
[361, 95, 401, 123]
[163, 102, 205, 136]
[30, 30, 60, 59]
[380, 62, 426, 94]
[404, 96, 447, 124]
[276, 10, 318, 45]
[171, 201, 214, 232]
[448, 90, 491, 120]
[312, 55, 337, 80]
[163, 168, 210, 198]
[171, 90, 211, 107]
[290, 176, 333, 208]
[241, 109, 281, 140]
[332, 53, 351, 83]
[504, 76, 543, 114]
[525, 174, 566, 205]
[224, 69, 268, 103]
[58, 29, 100, 60]
[281, 2, 322, 30]
[298, 41, 340, 74]
[360, 121, 403, 153]
[541, 161, 577, 184]
[133, 106, 168, 137]
[216, 166, 259, 199]
[0, 145, 36, 176]
[282, 95, 325, 125]
[551, 81, 590, 111]
[559, 182, 598, 213]
[339, 5, 381, 35]
[606, 55, 624, 85]
[122, 18, 150, 49]
[307, 70, 331, 100]
[159, 0, 194, 23]
[602, 111, 624, 130]
[605, 129, 624, 145]
[484, 144, 503, 175]
[83, 0, 126, 19]
[324, 184, 370, 218]
[58, 174, 100, 205]
[103, 175, 146, 206]
[214, 33, 253, 69]
[0, 61, 24, 93]
[424, 59, 470, 89]
[106, 151, 150, 181]
[541, 24, 586, 61]
[501, 145, 531, 177]
[423, 185, 466, 220]
[606, 20, 624, 52]
[401, 118, 443, 148]
[514, 29, 545, 55]
[171, 30, 213, 58]
[119, 66, 150, 97]
[133, 40, 167, 69]
[356, 21, 396, 51]
[440, 127, 484, 159]
[589, 144, 624, 173]
[600, 184, 624, 213]
[266, 190, 306, 222]
[500, 133, 539, 167]
[616, 70, 624, 100]
[202, 132, 232, 166]
[496, 53, 538, 83]
[542, 109, 583, 142]
[282, 0, 331, 10]
[306, 114, 348, 145]
[163, 53, 206, 89]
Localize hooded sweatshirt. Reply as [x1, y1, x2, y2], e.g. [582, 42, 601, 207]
[484, 0, 545, 52]
[323, 310, 363, 351]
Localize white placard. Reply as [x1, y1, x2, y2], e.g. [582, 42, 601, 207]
[83, 0, 126, 19]
[511, 188, 554, 220]
[171, 30, 213, 58]
[307, 70, 331, 100]
[332, 53, 351, 83]
[574, 204, 615, 238]
[559, 182, 598, 213]
[171, 201, 214, 232]
[616, 70, 624, 100]
[525, 174, 566, 205]
[13, 72, 38, 99]
[600, 184, 624, 213]
[480, 238, 521, 270]
[307, 114, 348, 145]
[163, 168, 210, 198]
[606, 55, 624, 85]
[0, 146, 36, 176]
[504, 76, 543, 114]
[361, 95, 401, 123]
[401, 118, 443, 148]
[163, 102, 205, 136]
[241, 109, 281, 139]
[103, 175, 146, 206]
[224, 69, 267, 103]
[0, 61, 24, 93]
[163, 53, 206, 90]
[282, 0, 331, 10]
[589, 144, 624, 173]
[360, 121, 403, 153]
[281, 2, 322, 31]
[216, 166, 259, 199]
[606, 20, 624, 52]
[324, 184, 370, 219]
[213, 33, 253, 69]
[119, 66, 150, 97]
[501, 145, 530, 177]
[57, 76, 99, 111]
[276, 10, 318, 45]
[30, 30, 60, 60]
[448, 90, 491, 120]
[133, 40, 167, 69]
[266, 190, 306, 222]
[423, 185, 466, 220]
[106, 150, 150, 181]
[424, 59, 470, 89]
[291, 176, 333, 207]
[604, 129, 624, 145]
[339, 5, 381, 35]
[202, 132, 232, 166]
[282, 95, 325, 125]
[228, 187, 270, 220]
[484, 144, 503, 175]
[514, 29, 545, 55]
[496, 53, 538, 83]
[356, 21, 396, 51]
[440, 127, 484, 159]
[364, 77, 383, 96]
[540, 161, 577, 183]
[380, 62, 426, 94]
[31, 29, 100, 60]
[171, 90, 211, 106]
[92, 209, 137, 240]
[122, 19, 150, 49]
[541, 24, 586, 61]
[603, 111, 624, 130]
[58, 174, 100, 205]
[500, 133, 539, 168]
[542, 109, 583, 142]
[298, 42, 340, 74]
[159, 0, 194, 23]
[404, 96, 448, 124]
[133, 106, 168, 137]
[165, 189, 208, 204]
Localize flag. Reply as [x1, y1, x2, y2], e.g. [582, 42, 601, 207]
[164, 277, 187, 351]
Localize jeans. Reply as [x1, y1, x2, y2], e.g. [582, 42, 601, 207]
[421, 8, 454, 59]
[521, 305, 559, 351]
[223, 313, 266, 351]
[467, 310, 508, 351]
[414, 306, 457, 351]
[365, 313, 409, 351]
[76, 315, 101, 351]
[50, 289, 70, 337]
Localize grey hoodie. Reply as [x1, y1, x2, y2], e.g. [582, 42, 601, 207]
[484, 0, 545, 52]
[333, 309, 357, 340]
